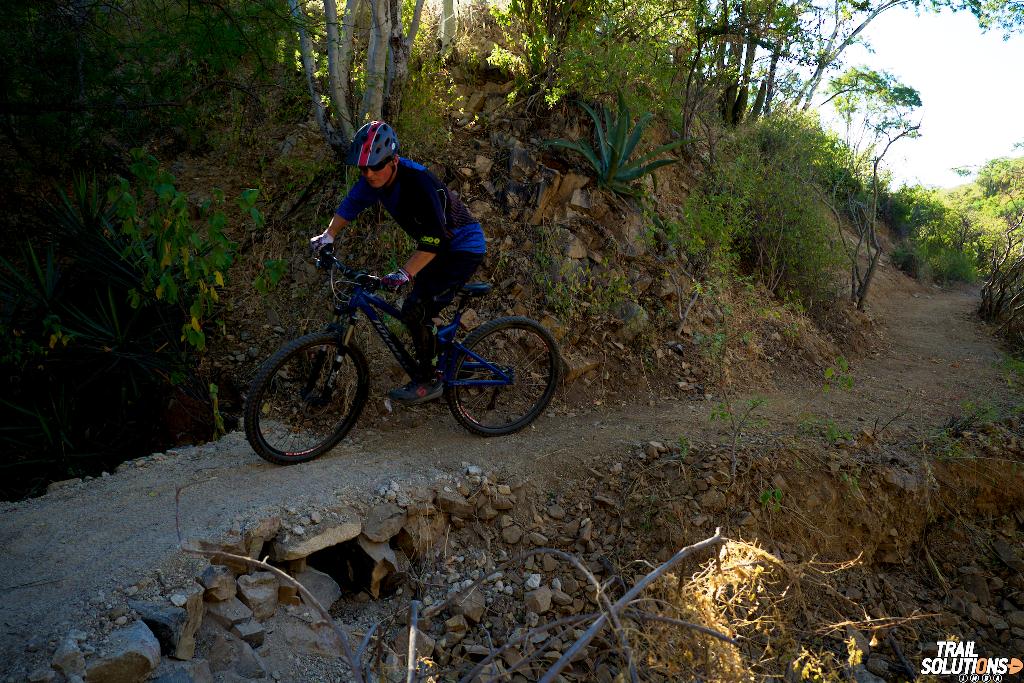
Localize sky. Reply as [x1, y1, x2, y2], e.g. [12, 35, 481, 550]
[819, 6, 1024, 189]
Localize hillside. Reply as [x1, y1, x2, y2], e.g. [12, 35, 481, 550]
[2, 258, 1021, 681]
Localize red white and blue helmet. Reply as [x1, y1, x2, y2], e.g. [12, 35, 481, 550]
[345, 121, 399, 166]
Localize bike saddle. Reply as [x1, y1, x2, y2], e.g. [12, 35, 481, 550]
[459, 282, 492, 297]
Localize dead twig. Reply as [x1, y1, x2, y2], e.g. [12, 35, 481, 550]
[886, 632, 918, 681]
[458, 612, 600, 683]
[872, 405, 910, 439]
[424, 545, 636, 682]
[406, 600, 420, 683]
[624, 608, 738, 645]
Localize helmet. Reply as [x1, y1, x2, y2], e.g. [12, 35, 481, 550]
[345, 121, 399, 166]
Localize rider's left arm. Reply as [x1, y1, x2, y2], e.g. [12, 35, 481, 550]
[403, 250, 436, 277]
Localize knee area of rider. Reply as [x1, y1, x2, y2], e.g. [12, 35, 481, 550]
[401, 299, 428, 325]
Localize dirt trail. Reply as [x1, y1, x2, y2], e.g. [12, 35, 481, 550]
[0, 269, 1014, 674]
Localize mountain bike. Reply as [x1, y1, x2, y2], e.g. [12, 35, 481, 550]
[243, 246, 562, 465]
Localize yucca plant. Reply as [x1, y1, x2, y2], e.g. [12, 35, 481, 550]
[547, 91, 687, 196]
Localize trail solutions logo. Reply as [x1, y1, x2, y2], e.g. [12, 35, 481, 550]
[919, 640, 1023, 681]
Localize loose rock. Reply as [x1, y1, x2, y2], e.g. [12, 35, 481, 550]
[84, 620, 161, 683]
[236, 572, 279, 621]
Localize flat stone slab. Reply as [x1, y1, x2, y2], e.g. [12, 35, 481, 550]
[269, 507, 361, 561]
[205, 597, 252, 629]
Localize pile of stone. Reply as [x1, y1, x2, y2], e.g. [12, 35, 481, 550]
[23, 474, 477, 682]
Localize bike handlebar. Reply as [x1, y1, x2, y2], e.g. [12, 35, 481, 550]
[316, 244, 383, 291]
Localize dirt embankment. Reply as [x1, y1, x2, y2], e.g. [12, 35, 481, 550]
[0, 267, 1020, 681]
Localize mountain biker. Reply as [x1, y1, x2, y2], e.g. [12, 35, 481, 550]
[310, 121, 487, 405]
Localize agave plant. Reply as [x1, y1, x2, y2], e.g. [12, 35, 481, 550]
[548, 92, 687, 196]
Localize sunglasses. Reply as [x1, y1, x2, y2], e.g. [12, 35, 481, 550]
[359, 156, 394, 173]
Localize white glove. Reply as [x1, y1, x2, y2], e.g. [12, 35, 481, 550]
[309, 230, 334, 254]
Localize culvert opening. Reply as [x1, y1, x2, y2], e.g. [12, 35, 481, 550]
[303, 537, 405, 599]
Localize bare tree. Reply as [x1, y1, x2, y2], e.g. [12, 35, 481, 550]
[291, 0, 426, 154]
[851, 125, 919, 309]
[825, 68, 921, 309]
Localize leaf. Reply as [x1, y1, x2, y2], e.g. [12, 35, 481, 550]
[240, 188, 259, 206]
[617, 158, 680, 182]
[214, 271, 224, 287]
[578, 100, 609, 174]
[547, 139, 603, 176]
[622, 111, 653, 162]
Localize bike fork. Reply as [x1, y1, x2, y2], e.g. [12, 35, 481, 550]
[323, 326, 356, 389]
[303, 328, 354, 405]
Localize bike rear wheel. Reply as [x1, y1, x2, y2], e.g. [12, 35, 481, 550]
[244, 331, 369, 465]
[445, 316, 561, 436]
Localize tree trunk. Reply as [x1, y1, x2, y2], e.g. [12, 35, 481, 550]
[383, 0, 425, 121]
[680, 39, 706, 144]
[325, 0, 360, 141]
[361, 0, 391, 122]
[733, 30, 757, 124]
[384, 0, 406, 121]
[798, 0, 907, 110]
[762, 49, 779, 116]
[855, 126, 917, 309]
[290, 0, 346, 154]
[439, 0, 457, 53]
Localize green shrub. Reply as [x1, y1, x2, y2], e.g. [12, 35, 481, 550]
[0, 157, 259, 499]
[548, 92, 685, 197]
[0, 179, 191, 498]
[682, 113, 846, 307]
[109, 151, 240, 351]
[891, 240, 929, 279]
[1, 1, 291, 172]
[931, 248, 978, 284]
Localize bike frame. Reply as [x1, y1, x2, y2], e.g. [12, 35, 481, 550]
[333, 285, 514, 388]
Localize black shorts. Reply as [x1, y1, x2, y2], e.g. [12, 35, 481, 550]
[402, 251, 485, 321]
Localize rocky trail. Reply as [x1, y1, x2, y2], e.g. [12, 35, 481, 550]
[0, 267, 1018, 682]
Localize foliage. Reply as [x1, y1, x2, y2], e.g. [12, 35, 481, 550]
[824, 67, 921, 309]
[532, 228, 632, 327]
[823, 419, 852, 444]
[547, 92, 685, 196]
[0, 158, 260, 499]
[108, 151, 240, 351]
[254, 259, 288, 294]
[974, 156, 1024, 345]
[0, 1, 291, 171]
[759, 487, 783, 512]
[890, 240, 931, 280]
[823, 356, 854, 393]
[393, 47, 457, 159]
[826, 68, 922, 143]
[889, 158, 1023, 290]
[488, 0, 599, 92]
[886, 185, 983, 283]
[549, 4, 676, 114]
[683, 113, 847, 308]
[0, 178, 189, 498]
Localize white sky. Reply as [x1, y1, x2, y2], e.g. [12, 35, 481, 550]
[818, 6, 1024, 188]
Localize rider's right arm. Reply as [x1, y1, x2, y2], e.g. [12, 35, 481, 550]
[319, 179, 372, 243]
[335, 178, 375, 227]
[326, 214, 348, 239]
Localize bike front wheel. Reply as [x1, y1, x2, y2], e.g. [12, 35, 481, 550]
[445, 316, 562, 436]
[244, 331, 369, 465]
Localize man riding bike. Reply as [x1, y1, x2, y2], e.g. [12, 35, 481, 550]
[310, 121, 487, 405]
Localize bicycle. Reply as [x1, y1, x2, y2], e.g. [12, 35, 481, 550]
[243, 245, 563, 465]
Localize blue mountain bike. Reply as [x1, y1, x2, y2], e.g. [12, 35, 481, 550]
[243, 246, 562, 464]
